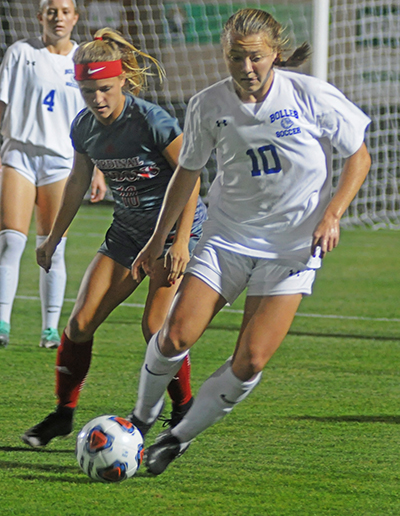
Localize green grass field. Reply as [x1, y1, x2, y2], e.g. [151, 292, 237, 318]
[0, 203, 399, 516]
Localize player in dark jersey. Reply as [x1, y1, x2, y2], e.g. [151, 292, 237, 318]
[21, 28, 207, 448]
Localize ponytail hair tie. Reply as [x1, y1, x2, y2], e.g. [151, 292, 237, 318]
[94, 36, 103, 41]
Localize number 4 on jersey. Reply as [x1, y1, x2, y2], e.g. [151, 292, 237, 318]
[43, 89, 56, 112]
[247, 144, 282, 176]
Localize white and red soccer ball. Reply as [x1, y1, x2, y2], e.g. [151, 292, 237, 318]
[76, 415, 144, 483]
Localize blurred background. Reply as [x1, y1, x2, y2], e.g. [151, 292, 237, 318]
[1, 0, 399, 228]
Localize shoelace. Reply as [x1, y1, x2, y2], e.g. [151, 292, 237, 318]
[158, 414, 173, 428]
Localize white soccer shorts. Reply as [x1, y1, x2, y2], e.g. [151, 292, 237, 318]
[186, 241, 317, 305]
[1, 138, 72, 187]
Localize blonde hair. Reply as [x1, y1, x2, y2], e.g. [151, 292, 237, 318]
[222, 8, 311, 68]
[73, 28, 165, 95]
[38, 0, 77, 13]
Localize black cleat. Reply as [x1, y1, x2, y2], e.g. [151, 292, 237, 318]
[160, 397, 194, 428]
[146, 428, 191, 475]
[125, 412, 154, 439]
[21, 407, 74, 448]
[126, 401, 165, 439]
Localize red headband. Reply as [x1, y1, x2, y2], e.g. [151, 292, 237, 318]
[74, 60, 123, 81]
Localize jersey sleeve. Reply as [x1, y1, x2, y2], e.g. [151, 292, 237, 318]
[69, 110, 88, 154]
[311, 81, 371, 158]
[179, 93, 215, 171]
[0, 44, 18, 105]
[145, 105, 182, 152]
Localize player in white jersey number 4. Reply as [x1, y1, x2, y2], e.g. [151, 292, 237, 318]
[0, 0, 106, 349]
[127, 8, 372, 475]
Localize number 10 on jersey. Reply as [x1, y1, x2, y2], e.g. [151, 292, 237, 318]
[246, 144, 281, 176]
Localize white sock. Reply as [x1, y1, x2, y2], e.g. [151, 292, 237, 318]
[37, 236, 67, 331]
[0, 230, 27, 323]
[134, 331, 189, 424]
[172, 358, 262, 444]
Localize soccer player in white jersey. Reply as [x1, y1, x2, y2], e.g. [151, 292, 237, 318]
[128, 8, 372, 475]
[0, 0, 106, 349]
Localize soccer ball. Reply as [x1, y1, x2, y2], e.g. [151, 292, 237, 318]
[75, 415, 144, 483]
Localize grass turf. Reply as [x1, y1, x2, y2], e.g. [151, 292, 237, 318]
[0, 203, 399, 515]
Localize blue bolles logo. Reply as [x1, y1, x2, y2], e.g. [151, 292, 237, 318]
[281, 118, 294, 129]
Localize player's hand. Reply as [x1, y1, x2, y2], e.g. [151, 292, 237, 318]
[164, 239, 190, 284]
[36, 237, 59, 273]
[131, 237, 165, 282]
[90, 167, 107, 203]
[311, 212, 340, 258]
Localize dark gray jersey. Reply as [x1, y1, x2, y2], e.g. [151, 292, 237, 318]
[71, 93, 206, 247]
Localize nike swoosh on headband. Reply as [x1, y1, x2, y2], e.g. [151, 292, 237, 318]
[88, 67, 106, 74]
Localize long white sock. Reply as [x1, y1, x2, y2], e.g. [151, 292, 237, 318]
[0, 230, 27, 323]
[172, 358, 262, 444]
[37, 236, 67, 331]
[134, 331, 189, 424]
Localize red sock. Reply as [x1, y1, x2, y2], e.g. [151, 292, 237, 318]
[56, 330, 93, 409]
[167, 353, 192, 407]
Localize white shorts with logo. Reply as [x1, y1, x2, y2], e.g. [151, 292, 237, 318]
[1, 138, 72, 187]
[186, 241, 317, 305]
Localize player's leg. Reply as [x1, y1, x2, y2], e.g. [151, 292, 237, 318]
[129, 272, 226, 436]
[59, 252, 139, 403]
[21, 253, 139, 447]
[35, 177, 68, 348]
[176, 293, 302, 439]
[145, 256, 315, 474]
[0, 165, 35, 347]
[129, 242, 243, 436]
[142, 259, 193, 428]
[147, 293, 302, 475]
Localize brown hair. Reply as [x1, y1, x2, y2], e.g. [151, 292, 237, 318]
[222, 8, 311, 68]
[73, 28, 164, 95]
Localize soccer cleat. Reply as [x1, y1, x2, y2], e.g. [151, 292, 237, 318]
[146, 428, 191, 476]
[126, 401, 165, 439]
[0, 321, 10, 348]
[21, 406, 74, 448]
[160, 397, 194, 428]
[40, 328, 61, 349]
[125, 412, 154, 439]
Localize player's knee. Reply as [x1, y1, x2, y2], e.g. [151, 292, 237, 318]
[66, 315, 94, 342]
[248, 357, 265, 376]
[233, 351, 266, 380]
[163, 324, 193, 354]
[248, 347, 274, 375]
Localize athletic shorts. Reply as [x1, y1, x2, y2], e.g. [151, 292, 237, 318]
[98, 222, 203, 270]
[0, 138, 72, 187]
[186, 241, 317, 305]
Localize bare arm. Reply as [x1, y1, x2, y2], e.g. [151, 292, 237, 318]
[0, 101, 6, 169]
[164, 176, 201, 283]
[90, 166, 107, 203]
[131, 165, 201, 281]
[160, 134, 202, 283]
[312, 142, 371, 257]
[36, 151, 94, 272]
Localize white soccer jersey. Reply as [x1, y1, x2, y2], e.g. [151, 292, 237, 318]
[0, 38, 85, 158]
[179, 69, 371, 264]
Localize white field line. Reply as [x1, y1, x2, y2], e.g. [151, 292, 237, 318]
[15, 295, 400, 323]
